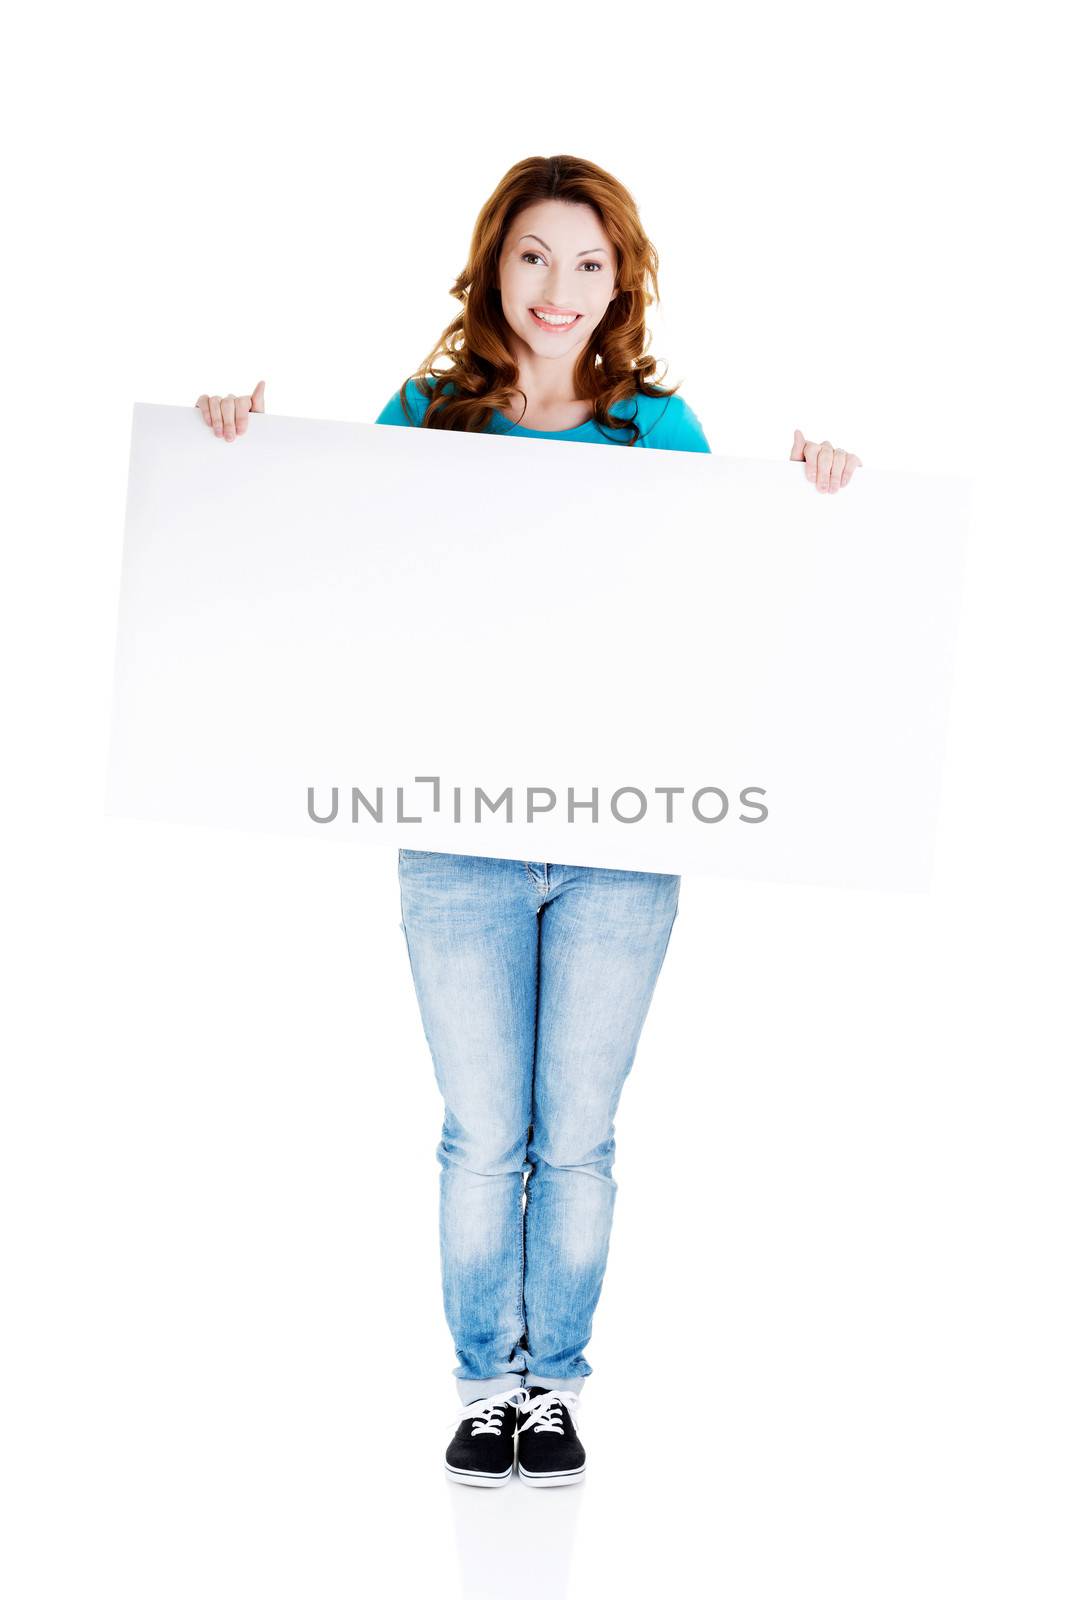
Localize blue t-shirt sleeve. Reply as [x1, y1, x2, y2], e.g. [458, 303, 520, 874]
[374, 377, 433, 427]
[644, 393, 711, 453]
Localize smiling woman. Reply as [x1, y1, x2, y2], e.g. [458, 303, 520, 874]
[191, 148, 860, 1491]
[378, 153, 695, 445]
[367, 154, 722, 1491]
[510, 227, 611, 346]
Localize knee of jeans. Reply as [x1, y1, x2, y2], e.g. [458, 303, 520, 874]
[438, 1123, 529, 1177]
[528, 1130, 616, 1175]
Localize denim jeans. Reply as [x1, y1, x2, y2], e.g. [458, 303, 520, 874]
[397, 850, 681, 1402]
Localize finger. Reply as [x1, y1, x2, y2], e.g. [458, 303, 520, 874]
[221, 394, 237, 441]
[816, 441, 834, 490]
[790, 428, 806, 462]
[251, 379, 266, 412]
[841, 452, 861, 486]
[828, 448, 848, 492]
[803, 441, 819, 482]
[208, 395, 223, 436]
[195, 395, 212, 426]
[235, 393, 251, 435]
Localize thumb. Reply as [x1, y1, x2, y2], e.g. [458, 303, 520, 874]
[250, 379, 266, 412]
[790, 427, 806, 461]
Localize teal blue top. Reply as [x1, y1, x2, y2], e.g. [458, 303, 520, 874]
[374, 376, 711, 452]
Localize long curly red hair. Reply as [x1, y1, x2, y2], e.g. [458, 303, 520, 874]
[397, 153, 681, 447]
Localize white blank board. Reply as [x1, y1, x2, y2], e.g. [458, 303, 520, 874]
[106, 403, 970, 889]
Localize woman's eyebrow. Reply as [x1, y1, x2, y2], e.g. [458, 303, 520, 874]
[518, 233, 608, 257]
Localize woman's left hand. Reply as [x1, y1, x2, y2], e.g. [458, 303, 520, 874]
[791, 429, 862, 493]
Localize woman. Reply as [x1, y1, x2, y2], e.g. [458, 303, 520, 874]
[196, 153, 861, 1490]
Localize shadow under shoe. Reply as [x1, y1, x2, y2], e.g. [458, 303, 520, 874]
[444, 1385, 529, 1487]
[515, 1386, 586, 1487]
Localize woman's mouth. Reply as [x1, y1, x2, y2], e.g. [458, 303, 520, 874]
[528, 308, 583, 334]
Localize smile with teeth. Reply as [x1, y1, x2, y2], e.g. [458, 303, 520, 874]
[530, 308, 581, 328]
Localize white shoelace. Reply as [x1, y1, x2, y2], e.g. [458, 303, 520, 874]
[457, 1384, 530, 1436]
[516, 1388, 581, 1435]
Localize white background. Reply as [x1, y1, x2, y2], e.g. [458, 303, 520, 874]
[2, 3, 1065, 1597]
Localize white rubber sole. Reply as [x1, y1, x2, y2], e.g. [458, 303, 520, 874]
[517, 1463, 586, 1487]
[444, 1461, 515, 1488]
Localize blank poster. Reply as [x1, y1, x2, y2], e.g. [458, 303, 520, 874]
[106, 403, 970, 890]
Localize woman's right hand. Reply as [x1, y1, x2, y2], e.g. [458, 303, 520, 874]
[195, 380, 266, 441]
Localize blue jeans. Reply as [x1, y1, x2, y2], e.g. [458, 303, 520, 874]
[397, 850, 682, 1402]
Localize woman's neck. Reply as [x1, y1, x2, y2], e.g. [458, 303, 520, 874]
[506, 342, 584, 411]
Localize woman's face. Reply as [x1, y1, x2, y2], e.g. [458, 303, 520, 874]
[495, 198, 619, 363]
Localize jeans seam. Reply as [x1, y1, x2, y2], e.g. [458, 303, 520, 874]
[515, 1175, 525, 1339]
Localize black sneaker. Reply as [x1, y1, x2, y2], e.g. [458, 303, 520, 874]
[444, 1385, 528, 1487]
[515, 1386, 586, 1487]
